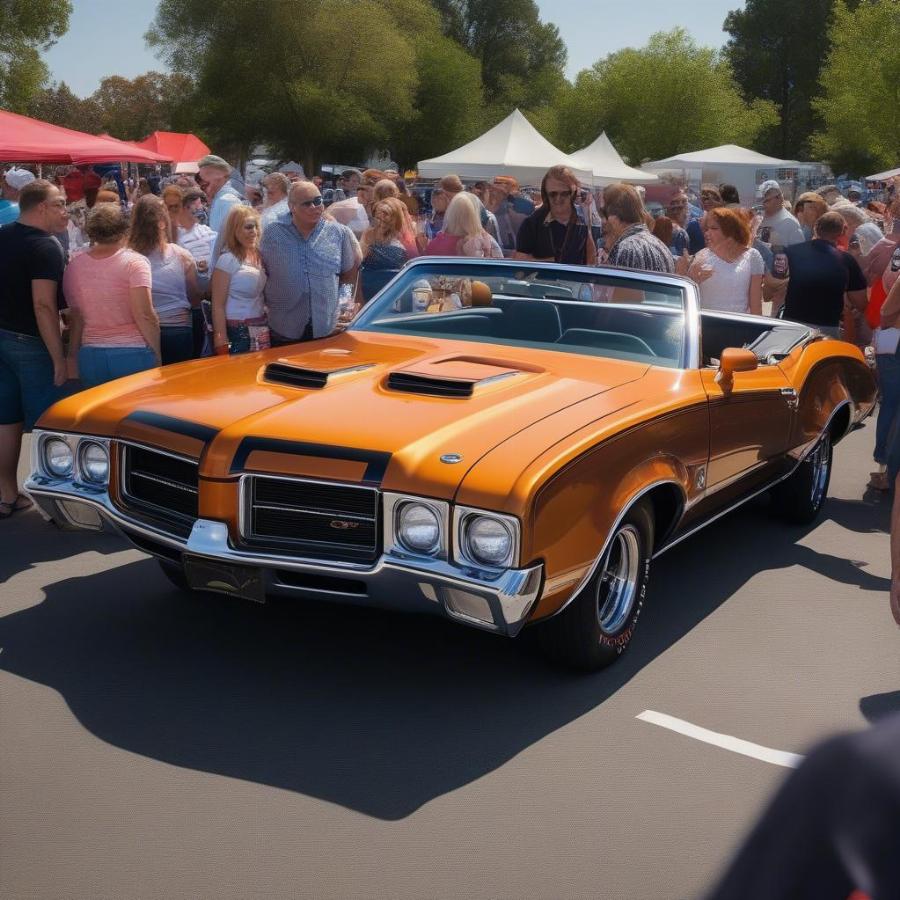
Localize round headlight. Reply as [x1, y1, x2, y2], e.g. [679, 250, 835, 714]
[397, 502, 441, 554]
[80, 441, 109, 484]
[43, 438, 74, 477]
[465, 516, 513, 567]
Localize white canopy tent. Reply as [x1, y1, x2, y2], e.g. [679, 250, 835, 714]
[642, 144, 792, 204]
[568, 132, 658, 185]
[416, 109, 592, 186]
[867, 166, 900, 182]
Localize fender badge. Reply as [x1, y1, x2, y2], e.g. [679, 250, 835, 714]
[440, 453, 463, 464]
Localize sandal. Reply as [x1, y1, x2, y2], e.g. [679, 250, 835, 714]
[867, 471, 890, 491]
[0, 493, 33, 518]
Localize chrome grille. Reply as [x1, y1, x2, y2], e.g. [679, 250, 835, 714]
[119, 444, 199, 538]
[243, 476, 379, 563]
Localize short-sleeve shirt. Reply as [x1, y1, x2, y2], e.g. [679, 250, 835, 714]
[694, 247, 765, 314]
[607, 224, 676, 274]
[63, 248, 152, 347]
[0, 223, 66, 339]
[783, 239, 867, 328]
[147, 244, 194, 324]
[516, 208, 591, 264]
[260, 213, 360, 339]
[761, 208, 806, 247]
[215, 251, 267, 321]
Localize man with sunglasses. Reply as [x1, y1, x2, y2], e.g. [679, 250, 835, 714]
[0, 180, 75, 517]
[260, 181, 361, 346]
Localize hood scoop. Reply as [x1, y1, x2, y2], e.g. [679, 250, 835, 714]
[386, 357, 527, 398]
[264, 361, 374, 390]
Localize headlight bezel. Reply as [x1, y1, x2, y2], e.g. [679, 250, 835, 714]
[383, 492, 450, 560]
[78, 440, 110, 485]
[454, 506, 521, 571]
[35, 431, 111, 487]
[40, 433, 76, 479]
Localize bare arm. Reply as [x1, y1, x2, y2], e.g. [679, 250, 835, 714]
[32, 279, 66, 386]
[182, 252, 202, 306]
[845, 288, 868, 312]
[127, 286, 161, 361]
[748, 274, 763, 316]
[210, 267, 231, 353]
[64, 308, 83, 380]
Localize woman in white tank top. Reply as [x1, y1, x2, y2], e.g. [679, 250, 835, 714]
[689, 208, 764, 316]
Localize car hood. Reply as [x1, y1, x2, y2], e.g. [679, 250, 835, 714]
[41, 331, 649, 499]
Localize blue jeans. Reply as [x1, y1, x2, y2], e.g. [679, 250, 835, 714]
[875, 353, 900, 464]
[160, 326, 194, 366]
[0, 328, 70, 431]
[78, 345, 158, 389]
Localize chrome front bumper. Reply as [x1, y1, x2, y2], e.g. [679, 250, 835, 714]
[25, 478, 543, 637]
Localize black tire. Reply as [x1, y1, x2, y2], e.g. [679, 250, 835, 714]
[771, 430, 832, 524]
[156, 558, 193, 592]
[532, 502, 654, 671]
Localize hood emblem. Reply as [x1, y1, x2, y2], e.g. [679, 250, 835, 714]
[440, 453, 463, 464]
[330, 520, 359, 530]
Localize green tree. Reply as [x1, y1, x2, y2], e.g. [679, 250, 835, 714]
[28, 81, 103, 132]
[90, 71, 195, 140]
[723, 0, 860, 160]
[0, 1, 72, 111]
[147, 0, 437, 171]
[391, 34, 485, 167]
[431, 0, 566, 110]
[811, 0, 900, 174]
[556, 29, 779, 164]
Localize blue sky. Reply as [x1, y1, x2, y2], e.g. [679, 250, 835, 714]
[42, 0, 735, 96]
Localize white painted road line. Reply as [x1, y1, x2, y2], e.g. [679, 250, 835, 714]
[637, 710, 804, 769]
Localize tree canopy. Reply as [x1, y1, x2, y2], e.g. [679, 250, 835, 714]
[555, 29, 778, 165]
[0, 0, 71, 111]
[723, 0, 860, 160]
[811, 0, 900, 174]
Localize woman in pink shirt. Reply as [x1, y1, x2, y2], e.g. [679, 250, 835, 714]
[64, 204, 160, 388]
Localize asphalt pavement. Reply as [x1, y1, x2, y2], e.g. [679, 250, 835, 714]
[2, 423, 898, 900]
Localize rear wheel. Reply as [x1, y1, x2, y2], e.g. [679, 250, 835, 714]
[533, 502, 654, 671]
[771, 430, 832, 524]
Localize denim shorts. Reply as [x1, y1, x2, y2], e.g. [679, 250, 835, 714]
[78, 345, 158, 389]
[0, 328, 69, 431]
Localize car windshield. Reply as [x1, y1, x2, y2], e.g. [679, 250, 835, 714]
[351, 262, 688, 369]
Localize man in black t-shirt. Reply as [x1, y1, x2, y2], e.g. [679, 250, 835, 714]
[782, 211, 867, 338]
[0, 179, 71, 517]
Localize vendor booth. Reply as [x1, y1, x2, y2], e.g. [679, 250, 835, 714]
[642, 144, 794, 205]
[0, 109, 170, 165]
[417, 109, 592, 186]
[569, 132, 658, 186]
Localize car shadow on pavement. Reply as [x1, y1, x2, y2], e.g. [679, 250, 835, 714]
[0, 499, 890, 820]
[0, 509, 129, 585]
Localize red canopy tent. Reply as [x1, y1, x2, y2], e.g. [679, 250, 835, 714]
[132, 131, 211, 163]
[0, 109, 170, 164]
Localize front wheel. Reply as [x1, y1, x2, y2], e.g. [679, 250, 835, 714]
[771, 430, 832, 524]
[532, 502, 654, 671]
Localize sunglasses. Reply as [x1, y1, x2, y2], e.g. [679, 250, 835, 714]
[294, 196, 324, 208]
[546, 190, 574, 201]
[242, 222, 259, 231]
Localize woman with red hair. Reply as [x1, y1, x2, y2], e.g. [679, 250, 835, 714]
[689, 207, 764, 315]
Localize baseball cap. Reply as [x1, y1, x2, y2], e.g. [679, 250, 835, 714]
[757, 179, 782, 198]
[5, 168, 35, 191]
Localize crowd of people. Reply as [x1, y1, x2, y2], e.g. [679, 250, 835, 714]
[1, 151, 899, 521]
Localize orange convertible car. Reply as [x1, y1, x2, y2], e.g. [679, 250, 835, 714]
[27, 259, 876, 669]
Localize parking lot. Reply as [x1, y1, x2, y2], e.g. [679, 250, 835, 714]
[2, 423, 898, 900]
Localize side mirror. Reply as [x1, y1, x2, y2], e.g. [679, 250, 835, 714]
[715, 347, 758, 395]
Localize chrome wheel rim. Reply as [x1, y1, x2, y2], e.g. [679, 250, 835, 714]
[596, 525, 641, 634]
[809, 433, 831, 508]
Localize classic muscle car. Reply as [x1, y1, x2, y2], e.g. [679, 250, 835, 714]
[27, 258, 876, 669]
